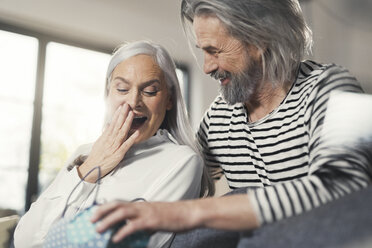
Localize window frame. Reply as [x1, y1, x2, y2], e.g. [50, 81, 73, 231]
[0, 21, 190, 212]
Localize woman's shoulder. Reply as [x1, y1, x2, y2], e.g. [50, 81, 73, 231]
[158, 130, 198, 155]
[151, 140, 203, 176]
[163, 141, 199, 159]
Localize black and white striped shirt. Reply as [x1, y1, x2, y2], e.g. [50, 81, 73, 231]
[197, 60, 371, 224]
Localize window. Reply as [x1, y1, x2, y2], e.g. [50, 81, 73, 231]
[0, 30, 38, 212]
[176, 66, 190, 110]
[39, 43, 110, 193]
[0, 24, 190, 213]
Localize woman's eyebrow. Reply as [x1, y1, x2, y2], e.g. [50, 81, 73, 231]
[113, 77, 161, 87]
[141, 79, 161, 87]
[113, 76, 130, 84]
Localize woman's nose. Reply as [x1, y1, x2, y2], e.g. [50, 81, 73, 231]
[126, 90, 142, 110]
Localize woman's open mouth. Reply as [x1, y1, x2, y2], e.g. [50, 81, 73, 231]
[130, 116, 147, 130]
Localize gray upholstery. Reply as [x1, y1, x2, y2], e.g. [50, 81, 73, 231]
[170, 188, 246, 248]
[238, 185, 372, 248]
[171, 186, 372, 248]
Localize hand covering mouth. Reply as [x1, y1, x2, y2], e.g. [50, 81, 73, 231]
[131, 116, 148, 129]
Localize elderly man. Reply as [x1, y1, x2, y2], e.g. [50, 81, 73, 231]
[92, 0, 372, 247]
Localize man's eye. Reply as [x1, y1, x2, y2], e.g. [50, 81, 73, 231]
[207, 50, 219, 57]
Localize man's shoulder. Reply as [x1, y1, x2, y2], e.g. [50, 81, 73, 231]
[298, 60, 332, 78]
[296, 60, 361, 92]
[299, 60, 356, 82]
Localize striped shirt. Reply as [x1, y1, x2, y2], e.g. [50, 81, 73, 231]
[197, 60, 371, 224]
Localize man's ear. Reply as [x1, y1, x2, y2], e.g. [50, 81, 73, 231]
[247, 44, 264, 61]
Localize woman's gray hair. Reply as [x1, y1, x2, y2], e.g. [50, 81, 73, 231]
[106, 40, 214, 197]
[181, 0, 313, 86]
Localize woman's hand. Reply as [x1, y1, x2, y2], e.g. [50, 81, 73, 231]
[78, 103, 139, 182]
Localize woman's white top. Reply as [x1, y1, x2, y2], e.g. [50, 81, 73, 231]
[14, 129, 203, 248]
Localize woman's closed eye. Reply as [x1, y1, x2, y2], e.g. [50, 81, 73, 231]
[117, 88, 129, 93]
[113, 80, 161, 96]
[142, 86, 159, 96]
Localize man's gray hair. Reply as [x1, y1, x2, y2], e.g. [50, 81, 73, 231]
[106, 40, 214, 196]
[181, 0, 313, 86]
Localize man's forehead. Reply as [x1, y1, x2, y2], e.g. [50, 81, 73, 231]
[193, 15, 228, 47]
[193, 15, 225, 33]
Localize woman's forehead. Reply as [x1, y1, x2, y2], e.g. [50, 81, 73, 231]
[112, 55, 164, 79]
[110, 55, 166, 87]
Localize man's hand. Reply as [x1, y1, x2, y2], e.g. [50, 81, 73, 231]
[90, 195, 260, 243]
[78, 103, 139, 182]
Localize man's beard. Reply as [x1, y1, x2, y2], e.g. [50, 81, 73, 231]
[210, 60, 263, 105]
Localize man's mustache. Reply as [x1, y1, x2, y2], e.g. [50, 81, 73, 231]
[210, 70, 231, 81]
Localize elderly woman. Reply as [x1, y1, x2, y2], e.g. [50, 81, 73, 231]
[14, 41, 213, 248]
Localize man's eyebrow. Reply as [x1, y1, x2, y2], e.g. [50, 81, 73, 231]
[195, 45, 217, 52]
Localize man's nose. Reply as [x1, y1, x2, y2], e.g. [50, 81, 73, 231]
[203, 53, 218, 75]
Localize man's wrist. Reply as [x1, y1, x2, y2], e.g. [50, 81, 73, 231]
[190, 198, 215, 228]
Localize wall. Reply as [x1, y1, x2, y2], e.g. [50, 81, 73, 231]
[302, 0, 372, 93]
[0, 0, 371, 129]
[0, 0, 219, 129]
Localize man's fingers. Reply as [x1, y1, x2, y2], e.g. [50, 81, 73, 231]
[91, 201, 123, 223]
[111, 220, 143, 243]
[95, 205, 136, 233]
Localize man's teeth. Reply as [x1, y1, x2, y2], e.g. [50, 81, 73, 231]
[219, 77, 227, 84]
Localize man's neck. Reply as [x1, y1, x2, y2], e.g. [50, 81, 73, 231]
[245, 82, 290, 123]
